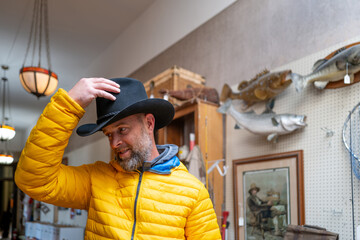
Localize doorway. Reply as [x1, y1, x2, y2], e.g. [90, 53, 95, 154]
[0, 164, 18, 240]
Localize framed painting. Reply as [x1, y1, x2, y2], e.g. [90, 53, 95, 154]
[233, 150, 305, 239]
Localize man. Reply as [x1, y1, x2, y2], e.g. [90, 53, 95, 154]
[247, 183, 282, 237]
[15, 77, 221, 239]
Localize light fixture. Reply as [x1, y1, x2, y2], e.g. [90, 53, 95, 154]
[0, 65, 16, 141]
[0, 141, 14, 165]
[19, 0, 58, 98]
[0, 153, 14, 165]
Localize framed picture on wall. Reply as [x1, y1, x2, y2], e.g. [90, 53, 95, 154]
[233, 150, 305, 239]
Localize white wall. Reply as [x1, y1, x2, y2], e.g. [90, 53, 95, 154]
[86, 0, 236, 78]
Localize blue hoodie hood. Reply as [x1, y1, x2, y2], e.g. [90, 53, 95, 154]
[142, 144, 180, 174]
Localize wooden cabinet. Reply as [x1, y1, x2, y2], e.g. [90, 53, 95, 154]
[156, 99, 224, 226]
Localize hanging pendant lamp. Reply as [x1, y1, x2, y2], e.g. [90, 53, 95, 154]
[0, 65, 15, 141]
[0, 140, 14, 165]
[0, 153, 14, 165]
[19, 0, 58, 98]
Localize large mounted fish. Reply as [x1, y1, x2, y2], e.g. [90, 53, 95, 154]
[220, 69, 292, 108]
[217, 99, 307, 142]
[293, 43, 360, 91]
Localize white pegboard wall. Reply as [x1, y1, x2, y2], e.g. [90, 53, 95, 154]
[225, 36, 360, 239]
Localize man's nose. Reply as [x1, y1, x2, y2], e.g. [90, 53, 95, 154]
[110, 135, 122, 149]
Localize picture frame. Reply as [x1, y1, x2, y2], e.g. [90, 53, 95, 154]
[233, 150, 305, 239]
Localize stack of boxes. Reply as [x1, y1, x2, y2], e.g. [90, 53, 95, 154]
[25, 222, 84, 240]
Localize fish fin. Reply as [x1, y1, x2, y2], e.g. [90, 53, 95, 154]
[314, 81, 329, 89]
[267, 133, 278, 142]
[234, 124, 241, 129]
[263, 99, 275, 114]
[254, 89, 268, 100]
[336, 60, 346, 70]
[292, 73, 307, 92]
[271, 117, 279, 126]
[220, 84, 232, 102]
[238, 81, 248, 90]
[312, 59, 327, 71]
[217, 99, 232, 114]
[332, 46, 347, 57]
[250, 69, 270, 82]
[263, 108, 274, 114]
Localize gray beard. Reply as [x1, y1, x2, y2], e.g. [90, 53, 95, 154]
[115, 152, 144, 172]
[115, 128, 153, 172]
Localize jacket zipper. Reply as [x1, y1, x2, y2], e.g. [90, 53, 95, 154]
[131, 170, 143, 240]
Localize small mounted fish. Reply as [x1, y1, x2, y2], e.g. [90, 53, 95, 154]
[217, 99, 307, 142]
[158, 87, 219, 104]
[220, 69, 292, 108]
[293, 43, 360, 91]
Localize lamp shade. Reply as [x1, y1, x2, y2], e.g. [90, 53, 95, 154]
[20, 67, 58, 97]
[0, 153, 14, 164]
[0, 124, 15, 141]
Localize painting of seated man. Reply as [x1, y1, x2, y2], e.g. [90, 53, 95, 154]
[244, 168, 289, 239]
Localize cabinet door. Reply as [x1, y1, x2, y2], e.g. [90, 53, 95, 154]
[197, 101, 224, 228]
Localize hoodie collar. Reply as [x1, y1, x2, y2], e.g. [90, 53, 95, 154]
[143, 144, 180, 174]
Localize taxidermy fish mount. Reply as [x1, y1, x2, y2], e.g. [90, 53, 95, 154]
[292, 42, 360, 92]
[158, 87, 219, 105]
[220, 69, 292, 109]
[217, 99, 307, 142]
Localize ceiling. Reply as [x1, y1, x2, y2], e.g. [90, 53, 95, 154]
[0, 0, 155, 150]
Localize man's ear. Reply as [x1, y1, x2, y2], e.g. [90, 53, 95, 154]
[144, 113, 155, 131]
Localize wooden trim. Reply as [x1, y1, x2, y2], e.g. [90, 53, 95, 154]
[325, 71, 360, 89]
[174, 104, 197, 119]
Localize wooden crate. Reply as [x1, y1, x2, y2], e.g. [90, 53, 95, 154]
[143, 65, 206, 106]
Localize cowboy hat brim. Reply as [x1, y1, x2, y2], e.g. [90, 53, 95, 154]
[76, 98, 174, 136]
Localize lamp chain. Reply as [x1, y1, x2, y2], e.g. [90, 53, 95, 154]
[38, 0, 43, 67]
[23, 0, 52, 69]
[5, 76, 12, 126]
[1, 66, 12, 128]
[1, 77, 5, 126]
[23, 0, 38, 67]
[44, 0, 52, 70]
[32, 0, 40, 66]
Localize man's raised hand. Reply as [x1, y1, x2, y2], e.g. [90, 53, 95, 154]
[68, 78, 120, 108]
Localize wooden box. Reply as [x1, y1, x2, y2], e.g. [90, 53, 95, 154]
[143, 65, 206, 106]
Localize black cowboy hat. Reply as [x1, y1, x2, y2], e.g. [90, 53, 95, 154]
[76, 78, 175, 136]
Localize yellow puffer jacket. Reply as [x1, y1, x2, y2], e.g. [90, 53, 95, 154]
[15, 89, 221, 240]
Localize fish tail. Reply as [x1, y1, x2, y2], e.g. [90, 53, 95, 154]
[291, 73, 307, 92]
[220, 84, 233, 102]
[217, 99, 232, 114]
